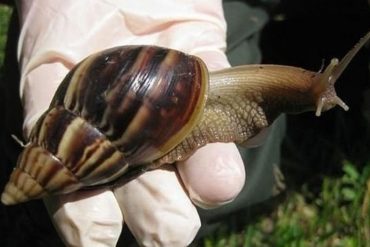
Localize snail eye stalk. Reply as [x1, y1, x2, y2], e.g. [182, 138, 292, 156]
[314, 31, 370, 116]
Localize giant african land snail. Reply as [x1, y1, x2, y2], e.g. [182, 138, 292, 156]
[2, 31, 370, 205]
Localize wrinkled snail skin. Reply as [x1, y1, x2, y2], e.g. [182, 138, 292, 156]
[155, 65, 334, 165]
[2, 32, 369, 205]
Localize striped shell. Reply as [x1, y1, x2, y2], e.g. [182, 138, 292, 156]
[2, 46, 209, 205]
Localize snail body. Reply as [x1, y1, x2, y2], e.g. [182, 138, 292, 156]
[2, 32, 370, 205]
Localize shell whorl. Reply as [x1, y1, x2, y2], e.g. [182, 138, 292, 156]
[2, 46, 208, 205]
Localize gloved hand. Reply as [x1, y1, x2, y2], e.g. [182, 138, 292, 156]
[17, 0, 246, 246]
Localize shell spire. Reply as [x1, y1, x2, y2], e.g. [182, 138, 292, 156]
[1, 143, 81, 205]
[1, 167, 46, 205]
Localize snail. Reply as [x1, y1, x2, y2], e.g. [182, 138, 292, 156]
[2, 31, 369, 205]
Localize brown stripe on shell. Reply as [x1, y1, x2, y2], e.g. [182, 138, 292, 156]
[31, 106, 129, 186]
[1, 168, 46, 204]
[62, 52, 101, 112]
[112, 49, 208, 164]
[77, 147, 129, 185]
[53, 111, 129, 184]
[49, 46, 208, 165]
[12, 168, 45, 198]
[154, 55, 208, 159]
[30, 106, 76, 154]
[52, 46, 144, 126]
[2, 141, 83, 204]
[18, 143, 82, 193]
[98, 46, 168, 139]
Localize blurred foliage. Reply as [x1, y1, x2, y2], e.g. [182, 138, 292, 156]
[0, 4, 12, 67]
[203, 162, 370, 247]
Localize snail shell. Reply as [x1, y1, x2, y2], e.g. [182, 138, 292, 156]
[2, 46, 208, 204]
[2, 31, 370, 205]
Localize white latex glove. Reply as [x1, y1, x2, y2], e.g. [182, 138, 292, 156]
[17, 0, 246, 246]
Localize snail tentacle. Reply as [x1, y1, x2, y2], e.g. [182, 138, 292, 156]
[314, 58, 349, 116]
[315, 31, 370, 116]
[331, 31, 370, 83]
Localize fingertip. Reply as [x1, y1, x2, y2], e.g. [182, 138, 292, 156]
[177, 143, 246, 209]
[44, 189, 123, 247]
[114, 166, 201, 246]
[193, 49, 230, 71]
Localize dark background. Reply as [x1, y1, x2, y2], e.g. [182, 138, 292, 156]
[261, 0, 370, 185]
[0, 0, 369, 246]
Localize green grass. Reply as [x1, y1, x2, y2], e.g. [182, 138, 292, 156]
[202, 161, 370, 247]
[0, 4, 12, 67]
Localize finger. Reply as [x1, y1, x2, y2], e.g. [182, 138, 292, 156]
[177, 142, 246, 208]
[113, 165, 200, 247]
[44, 188, 123, 247]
